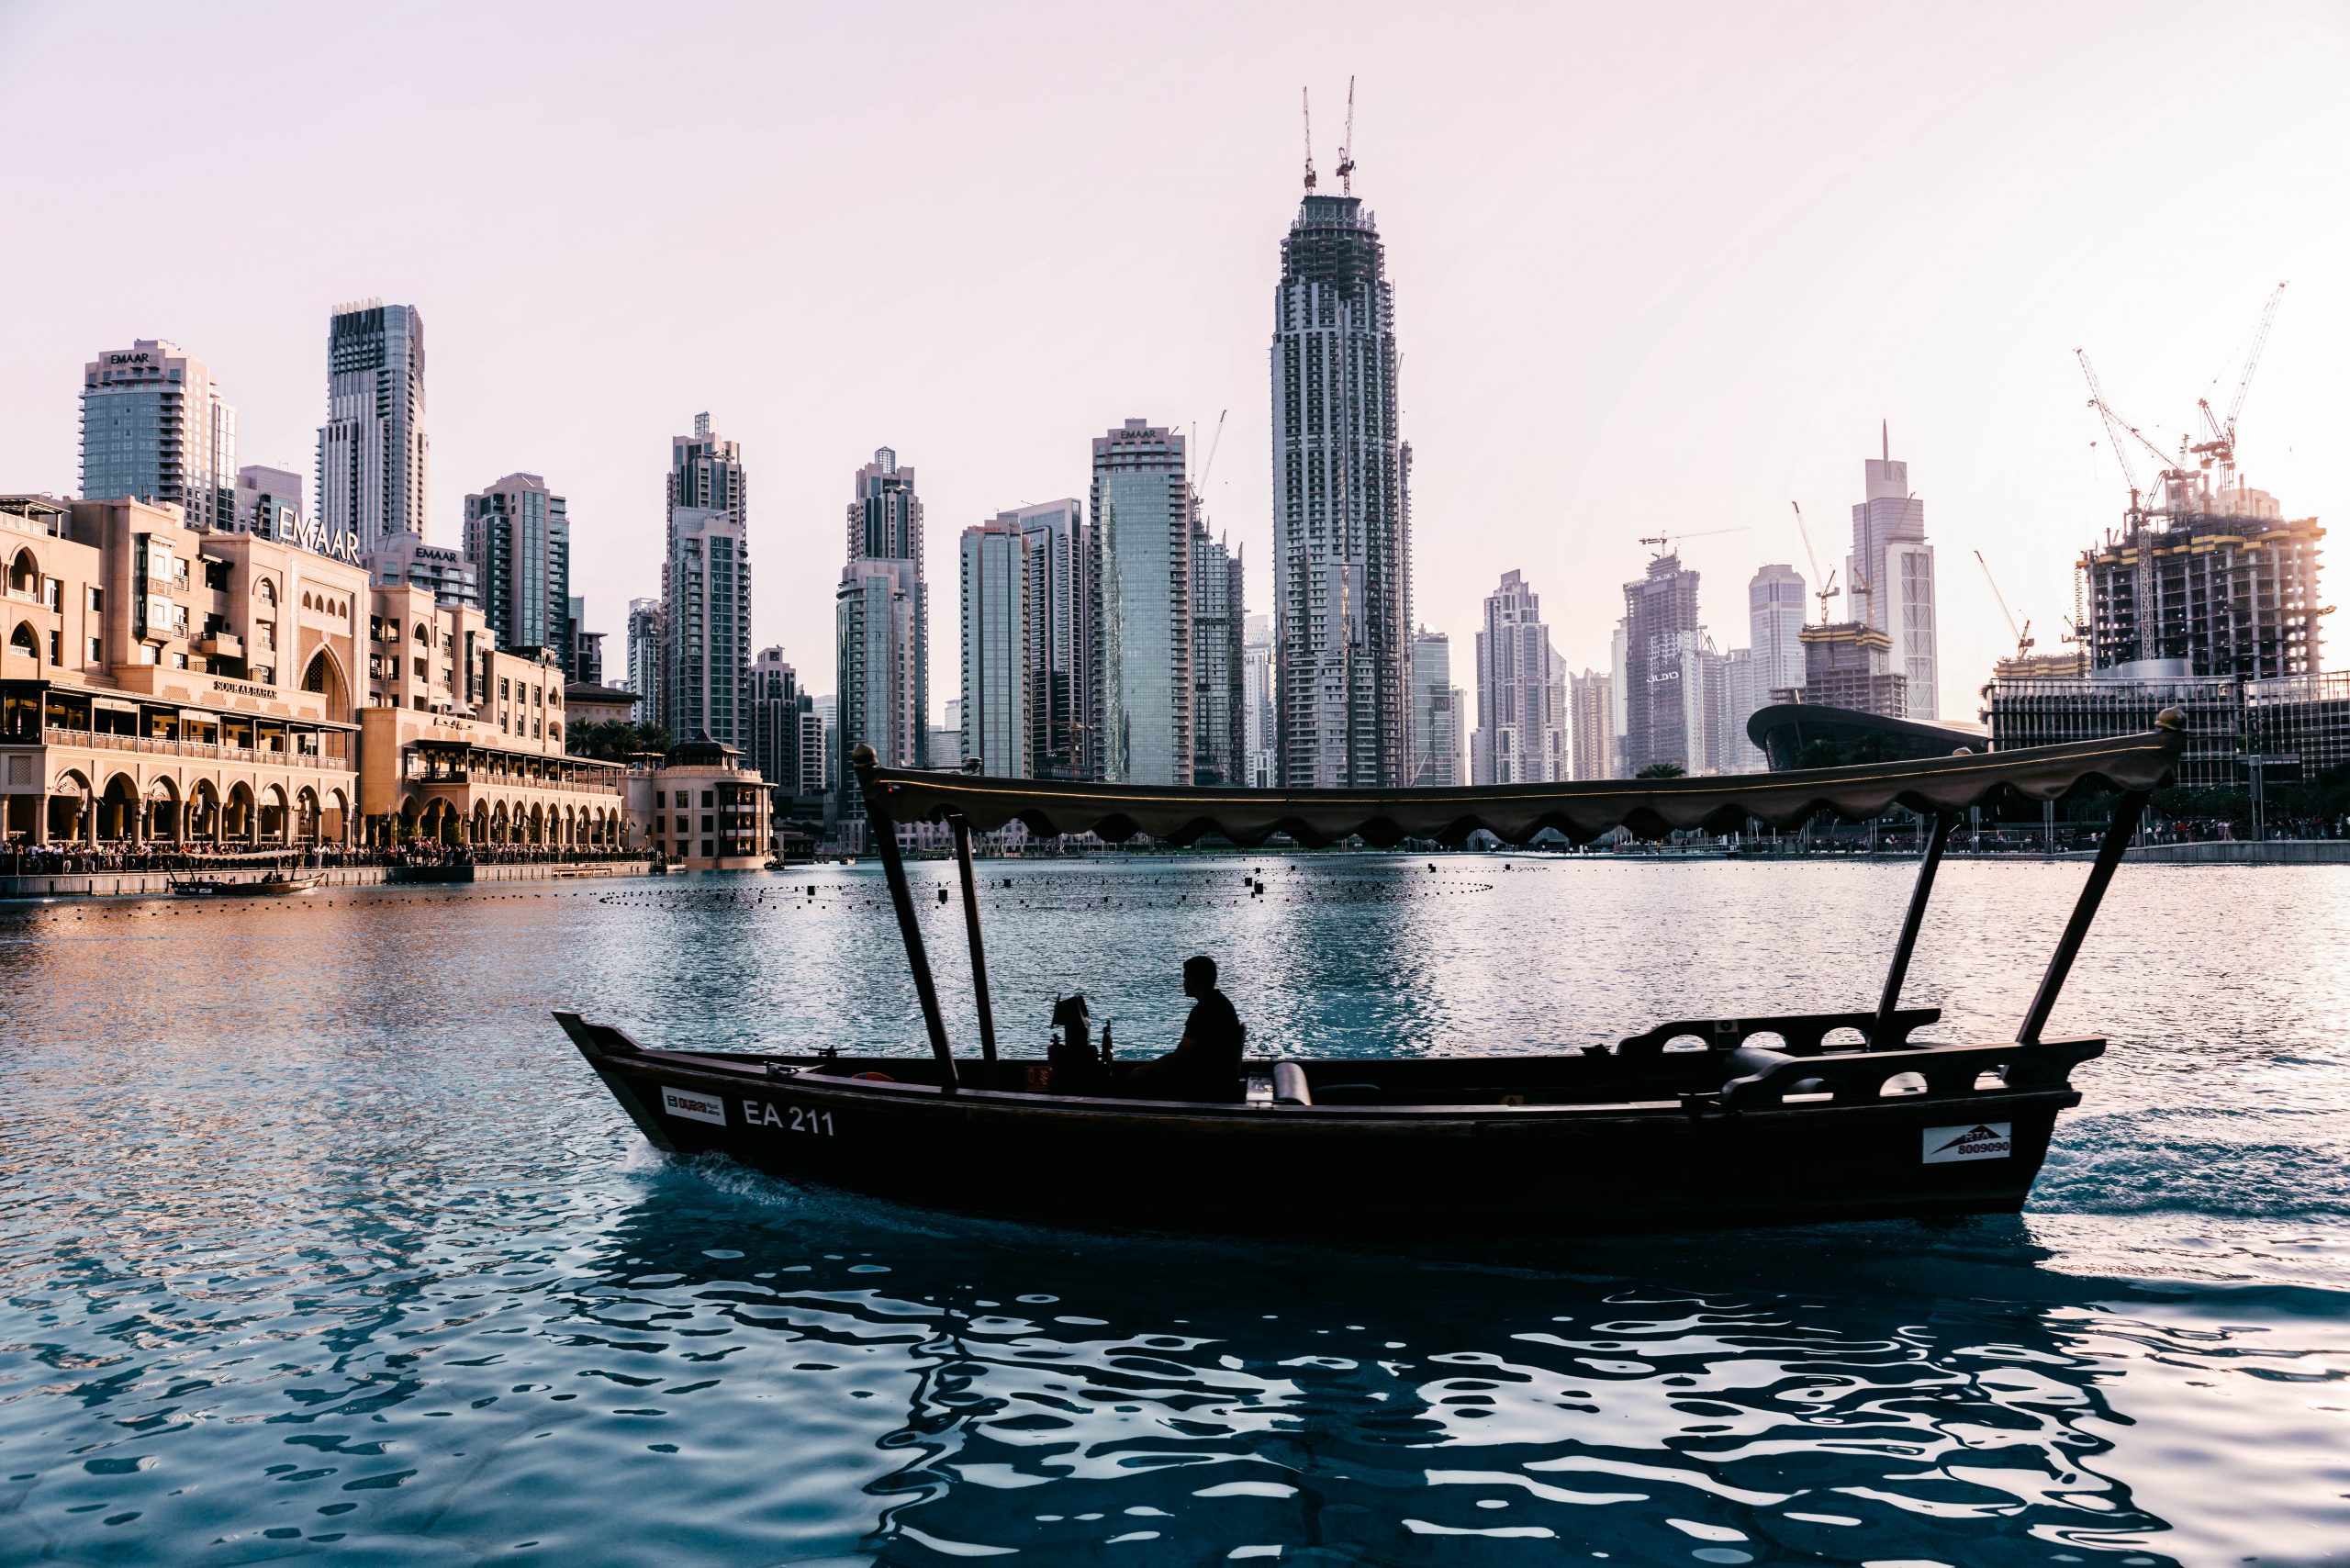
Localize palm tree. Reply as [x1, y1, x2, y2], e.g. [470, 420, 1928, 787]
[1635, 761, 1686, 779]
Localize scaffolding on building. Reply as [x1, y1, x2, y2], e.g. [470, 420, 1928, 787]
[1780, 621, 1908, 719]
[1985, 670, 2350, 789]
[2076, 284, 2325, 680]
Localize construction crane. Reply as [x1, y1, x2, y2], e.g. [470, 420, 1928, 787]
[2077, 347, 2192, 514]
[1973, 549, 2034, 661]
[1301, 88, 1316, 192]
[1636, 525, 1748, 560]
[1194, 409, 1228, 494]
[1788, 502, 1841, 624]
[1336, 76, 1357, 195]
[2193, 280, 2288, 481]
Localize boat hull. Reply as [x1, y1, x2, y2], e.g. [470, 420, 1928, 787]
[558, 1017, 2087, 1240]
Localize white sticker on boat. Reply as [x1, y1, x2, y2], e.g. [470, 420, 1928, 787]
[1922, 1122, 2011, 1163]
[660, 1085, 727, 1126]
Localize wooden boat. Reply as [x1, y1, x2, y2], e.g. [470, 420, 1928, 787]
[556, 715, 2186, 1239]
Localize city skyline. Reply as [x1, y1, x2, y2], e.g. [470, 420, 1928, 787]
[2, 5, 2346, 722]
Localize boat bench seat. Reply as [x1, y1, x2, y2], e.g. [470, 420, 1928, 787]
[1719, 1045, 1825, 1097]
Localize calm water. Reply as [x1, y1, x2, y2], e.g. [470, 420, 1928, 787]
[2, 857, 2346, 1567]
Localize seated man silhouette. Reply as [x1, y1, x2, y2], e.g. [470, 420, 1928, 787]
[1125, 955, 1247, 1103]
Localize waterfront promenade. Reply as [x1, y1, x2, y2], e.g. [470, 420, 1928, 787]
[0, 847, 654, 899]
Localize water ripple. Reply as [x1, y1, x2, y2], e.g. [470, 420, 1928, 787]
[4, 859, 2349, 1563]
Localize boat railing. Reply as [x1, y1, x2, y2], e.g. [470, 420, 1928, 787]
[1718, 1036, 2103, 1111]
[1615, 1007, 1941, 1060]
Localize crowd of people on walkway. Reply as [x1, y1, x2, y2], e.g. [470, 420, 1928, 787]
[385, 841, 643, 868]
[0, 839, 647, 877]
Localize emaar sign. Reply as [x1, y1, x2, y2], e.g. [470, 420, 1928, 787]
[285, 517, 364, 566]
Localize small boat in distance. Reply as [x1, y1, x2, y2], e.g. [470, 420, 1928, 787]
[557, 717, 2186, 1240]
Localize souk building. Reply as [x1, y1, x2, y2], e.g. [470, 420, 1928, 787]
[1, 493, 630, 853]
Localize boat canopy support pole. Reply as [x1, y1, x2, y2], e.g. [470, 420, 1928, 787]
[854, 747, 959, 1089]
[2019, 789, 2151, 1046]
[1874, 810, 1955, 1046]
[950, 814, 998, 1062]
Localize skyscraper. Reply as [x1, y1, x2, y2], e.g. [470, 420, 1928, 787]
[1567, 670, 1617, 780]
[836, 447, 927, 804]
[1190, 510, 1246, 787]
[1848, 424, 1938, 719]
[1410, 628, 1465, 787]
[567, 595, 603, 686]
[664, 415, 751, 749]
[1748, 564, 1807, 697]
[994, 499, 1092, 779]
[959, 518, 1030, 777]
[1091, 420, 1191, 786]
[1608, 623, 1629, 774]
[749, 646, 812, 792]
[1622, 552, 1705, 775]
[812, 694, 837, 802]
[625, 597, 664, 728]
[1271, 179, 1411, 788]
[1695, 644, 1734, 777]
[463, 472, 571, 666]
[797, 703, 827, 799]
[317, 302, 428, 552]
[1472, 571, 1565, 785]
[1243, 614, 1276, 789]
[1718, 646, 1760, 772]
[80, 340, 236, 530]
[1719, 563, 1807, 770]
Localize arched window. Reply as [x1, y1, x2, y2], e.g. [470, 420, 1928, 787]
[7, 549, 36, 596]
[413, 622, 429, 645]
[302, 592, 315, 610]
[7, 622, 38, 660]
[258, 578, 278, 607]
[300, 648, 347, 712]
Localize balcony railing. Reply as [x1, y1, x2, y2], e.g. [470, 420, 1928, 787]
[37, 725, 351, 771]
[408, 767, 619, 795]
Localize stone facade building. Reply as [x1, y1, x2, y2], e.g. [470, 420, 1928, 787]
[1, 494, 629, 855]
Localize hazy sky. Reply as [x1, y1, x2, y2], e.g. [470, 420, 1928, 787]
[4, 1, 2345, 718]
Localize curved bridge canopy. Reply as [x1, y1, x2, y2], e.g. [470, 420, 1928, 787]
[860, 724, 2185, 848]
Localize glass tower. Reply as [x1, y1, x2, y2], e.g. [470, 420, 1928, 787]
[1271, 189, 1412, 788]
[463, 473, 571, 668]
[958, 521, 1030, 777]
[317, 302, 428, 553]
[80, 340, 236, 530]
[1848, 424, 1938, 719]
[835, 448, 927, 811]
[1091, 420, 1191, 786]
[994, 499, 1092, 780]
[664, 415, 752, 750]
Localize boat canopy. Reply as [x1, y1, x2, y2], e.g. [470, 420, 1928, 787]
[858, 720, 2186, 848]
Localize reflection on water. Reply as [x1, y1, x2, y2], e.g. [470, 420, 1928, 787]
[3, 857, 2348, 1564]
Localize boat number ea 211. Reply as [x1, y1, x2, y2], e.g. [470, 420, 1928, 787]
[748, 1100, 834, 1137]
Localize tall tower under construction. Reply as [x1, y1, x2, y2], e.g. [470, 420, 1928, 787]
[2078, 285, 2322, 680]
[1270, 106, 1412, 789]
[1620, 552, 1705, 775]
[2080, 477, 2322, 679]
